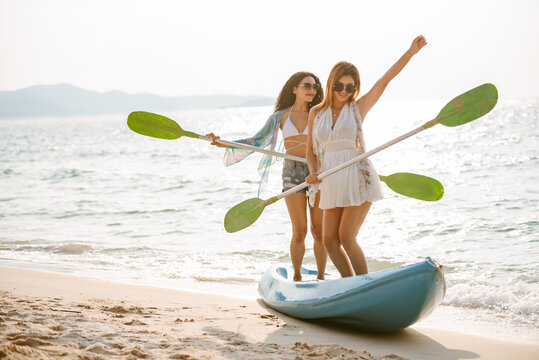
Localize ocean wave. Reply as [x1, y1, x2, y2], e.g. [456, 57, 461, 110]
[226, 250, 289, 263]
[2, 242, 94, 255]
[0, 240, 36, 246]
[2, 242, 95, 255]
[154, 185, 187, 192]
[100, 246, 155, 254]
[228, 249, 282, 257]
[42, 169, 93, 181]
[444, 281, 539, 327]
[116, 208, 186, 216]
[54, 212, 84, 219]
[193, 275, 257, 283]
[366, 258, 407, 272]
[3, 242, 158, 256]
[49, 243, 94, 254]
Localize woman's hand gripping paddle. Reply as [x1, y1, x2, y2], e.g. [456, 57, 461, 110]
[224, 83, 498, 233]
[127, 112, 444, 202]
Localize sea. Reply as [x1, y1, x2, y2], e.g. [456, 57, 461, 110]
[1, 97, 537, 342]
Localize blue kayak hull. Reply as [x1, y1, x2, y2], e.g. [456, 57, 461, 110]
[258, 257, 445, 332]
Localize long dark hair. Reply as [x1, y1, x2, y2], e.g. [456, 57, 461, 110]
[274, 71, 323, 112]
[313, 61, 360, 113]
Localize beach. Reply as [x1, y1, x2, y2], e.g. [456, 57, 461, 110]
[1, 267, 537, 360]
[1, 101, 537, 358]
[2, 1, 538, 358]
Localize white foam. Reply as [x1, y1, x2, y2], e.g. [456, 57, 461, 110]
[444, 281, 539, 328]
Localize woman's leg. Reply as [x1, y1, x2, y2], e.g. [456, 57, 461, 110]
[284, 193, 308, 281]
[309, 192, 326, 280]
[323, 207, 354, 277]
[338, 202, 372, 275]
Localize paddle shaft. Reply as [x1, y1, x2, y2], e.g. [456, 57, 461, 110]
[277, 118, 439, 200]
[201, 132, 443, 202]
[197, 135, 306, 162]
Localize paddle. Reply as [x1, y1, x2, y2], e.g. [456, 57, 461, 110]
[127, 111, 443, 201]
[127, 111, 300, 158]
[224, 83, 498, 233]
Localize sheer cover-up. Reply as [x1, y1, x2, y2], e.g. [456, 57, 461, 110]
[223, 110, 285, 196]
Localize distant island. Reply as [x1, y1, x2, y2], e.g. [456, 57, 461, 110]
[0, 84, 276, 118]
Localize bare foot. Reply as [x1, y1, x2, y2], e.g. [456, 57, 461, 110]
[293, 274, 302, 282]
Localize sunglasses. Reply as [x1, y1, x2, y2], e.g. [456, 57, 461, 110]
[299, 83, 320, 91]
[333, 82, 356, 94]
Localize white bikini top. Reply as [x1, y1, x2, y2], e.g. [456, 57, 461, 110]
[282, 105, 308, 139]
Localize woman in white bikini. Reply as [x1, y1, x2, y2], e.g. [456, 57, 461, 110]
[306, 36, 427, 277]
[207, 72, 326, 281]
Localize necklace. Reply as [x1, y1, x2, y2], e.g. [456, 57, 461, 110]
[332, 102, 346, 117]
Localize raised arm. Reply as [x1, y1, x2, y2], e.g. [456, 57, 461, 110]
[357, 35, 427, 120]
[305, 108, 322, 185]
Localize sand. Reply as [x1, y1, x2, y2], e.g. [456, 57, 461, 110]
[0, 267, 537, 360]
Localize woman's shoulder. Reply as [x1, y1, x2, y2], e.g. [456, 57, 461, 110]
[309, 105, 322, 117]
[257, 109, 286, 130]
[271, 109, 287, 117]
[279, 107, 293, 116]
[268, 109, 287, 123]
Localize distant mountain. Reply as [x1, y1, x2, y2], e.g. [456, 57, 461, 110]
[0, 84, 275, 118]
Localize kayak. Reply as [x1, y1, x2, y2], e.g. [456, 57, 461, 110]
[258, 257, 445, 332]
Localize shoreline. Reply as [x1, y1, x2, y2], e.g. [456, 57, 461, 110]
[2, 260, 537, 343]
[1, 267, 538, 360]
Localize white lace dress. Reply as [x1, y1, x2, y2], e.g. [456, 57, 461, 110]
[312, 102, 383, 209]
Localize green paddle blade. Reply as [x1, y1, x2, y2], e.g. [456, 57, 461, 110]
[436, 83, 498, 127]
[127, 111, 182, 140]
[128, 111, 202, 140]
[224, 197, 278, 233]
[379, 173, 444, 201]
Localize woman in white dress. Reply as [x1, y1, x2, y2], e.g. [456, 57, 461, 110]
[305, 36, 427, 277]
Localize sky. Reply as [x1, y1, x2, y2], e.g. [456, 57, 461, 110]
[1, 0, 538, 100]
